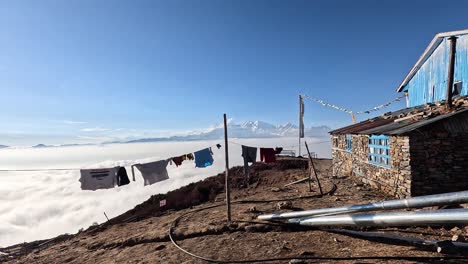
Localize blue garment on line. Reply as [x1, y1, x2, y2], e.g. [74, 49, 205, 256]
[194, 148, 214, 168]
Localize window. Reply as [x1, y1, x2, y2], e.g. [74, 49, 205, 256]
[333, 137, 338, 148]
[454, 81, 462, 96]
[368, 135, 390, 167]
[345, 134, 352, 152]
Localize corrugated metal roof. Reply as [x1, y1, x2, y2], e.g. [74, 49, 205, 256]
[329, 118, 394, 134]
[330, 104, 468, 135]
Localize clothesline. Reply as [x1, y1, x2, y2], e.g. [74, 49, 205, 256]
[0, 140, 332, 173]
[0, 143, 222, 173]
[228, 139, 330, 148]
[227, 140, 298, 149]
[0, 168, 81, 172]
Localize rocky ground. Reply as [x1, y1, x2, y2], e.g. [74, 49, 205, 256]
[1, 157, 468, 263]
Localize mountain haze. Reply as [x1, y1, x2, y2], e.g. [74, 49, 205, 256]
[126, 121, 330, 143]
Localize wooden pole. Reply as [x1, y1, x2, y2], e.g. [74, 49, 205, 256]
[305, 141, 323, 195]
[223, 113, 232, 223]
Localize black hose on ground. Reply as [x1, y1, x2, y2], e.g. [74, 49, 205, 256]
[168, 183, 467, 263]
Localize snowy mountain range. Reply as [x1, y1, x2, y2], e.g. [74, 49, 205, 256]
[0, 121, 331, 148]
[125, 121, 331, 143]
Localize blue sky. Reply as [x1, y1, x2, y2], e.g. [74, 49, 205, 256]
[1, 0, 468, 145]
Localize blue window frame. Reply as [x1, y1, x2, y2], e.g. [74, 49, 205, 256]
[345, 134, 352, 152]
[368, 135, 390, 167]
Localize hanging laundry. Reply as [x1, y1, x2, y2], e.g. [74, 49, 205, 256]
[171, 156, 184, 167]
[216, 144, 222, 149]
[117, 167, 130, 186]
[182, 153, 194, 161]
[275, 147, 283, 155]
[194, 148, 214, 168]
[242, 145, 257, 184]
[79, 167, 118, 191]
[242, 145, 257, 163]
[260, 148, 277, 163]
[134, 160, 170, 186]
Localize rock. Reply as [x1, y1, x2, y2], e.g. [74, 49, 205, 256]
[271, 187, 281, 192]
[333, 237, 341, 243]
[450, 227, 462, 235]
[289, 260, 307, 264]
[154, 244, 166, 251]
[276, 201, 293, 210]
[452, 234, 460, 241]
[299, 250, 315, 256]
[246, 206, 258, 213]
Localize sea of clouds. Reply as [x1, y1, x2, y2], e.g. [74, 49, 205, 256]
[0, 137, 330, 247]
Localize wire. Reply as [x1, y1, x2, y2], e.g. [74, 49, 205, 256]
[0, 168, 81, 172]
[303, 94, 405, 116]
[168, 183, 466, 263]
[0, 143, 222, 173]
[228, 139, 330, 148]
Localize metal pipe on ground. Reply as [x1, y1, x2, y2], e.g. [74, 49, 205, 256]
[258, 190, 468, 221]
[299, 208, 468, 227]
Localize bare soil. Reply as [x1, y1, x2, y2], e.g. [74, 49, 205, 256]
[2, 157, 468, 263]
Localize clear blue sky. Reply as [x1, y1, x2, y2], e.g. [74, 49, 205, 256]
[1, 0, 468, 145]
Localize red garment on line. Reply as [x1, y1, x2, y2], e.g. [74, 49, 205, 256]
[260, 148, 276, 163]
[172, 156, 184, 167]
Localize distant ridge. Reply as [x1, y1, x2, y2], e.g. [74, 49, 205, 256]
[13, 121, 331, 148]
[123, 121, 331, 144]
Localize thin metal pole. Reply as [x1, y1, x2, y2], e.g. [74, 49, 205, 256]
[446, 36, 457, 110]
[305, 141, 323, 195]
[298, 95, 302, 157]
[223, 113, 232, 223]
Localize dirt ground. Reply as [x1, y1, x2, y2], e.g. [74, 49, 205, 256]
[2, 158, 468, 263]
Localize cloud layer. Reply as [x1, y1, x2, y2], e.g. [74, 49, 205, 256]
[0, 137, 330, 247]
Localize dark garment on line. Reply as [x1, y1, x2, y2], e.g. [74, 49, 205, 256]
[260, 148, 276, 163]
[194, 148, 214, 168]
[183, 153, 194, 161]
[242, 145, 257, 163]
[117, 167, 130, 186]
[172, 156, 184, 167]
[275, 147, 283, 154]
[216, 144, 222, 149]
[242, 145, 257, 184]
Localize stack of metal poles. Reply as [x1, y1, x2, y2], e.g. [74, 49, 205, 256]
[257, 190, 468, 227]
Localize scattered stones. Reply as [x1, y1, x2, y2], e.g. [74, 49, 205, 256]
[276, 201, 293, 210]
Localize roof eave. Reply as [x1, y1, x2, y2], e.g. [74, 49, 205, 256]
[396, 29, 468, 93]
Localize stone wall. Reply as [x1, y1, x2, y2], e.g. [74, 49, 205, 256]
[331, 134, 352, 177]
[332, 134, 412, 198]
[409, 113, 468, 195]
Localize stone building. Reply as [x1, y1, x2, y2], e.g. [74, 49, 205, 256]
[331, 98, 468, 198]
[331, 29, 468, 197]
